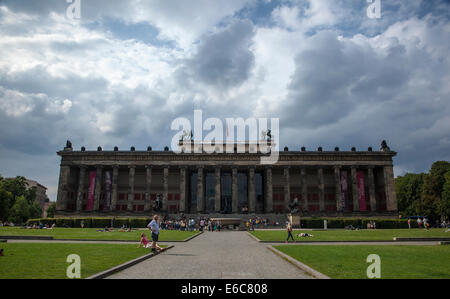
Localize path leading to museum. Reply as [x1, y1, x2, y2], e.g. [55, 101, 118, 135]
[107, 231, 313, 279]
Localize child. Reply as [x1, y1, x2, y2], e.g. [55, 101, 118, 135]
[138, 233, 151, 248]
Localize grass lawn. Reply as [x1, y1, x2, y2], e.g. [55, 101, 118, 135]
[251, 228, 449, 242]
[274, 245, 450, 279]
[0, 227, 199, 241]
[0, 242, 162, 279]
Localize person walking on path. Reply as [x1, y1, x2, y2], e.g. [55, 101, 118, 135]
[147, 215, 162, 252]
[408, 218, 411, 229]
[285, 223, 295, 244]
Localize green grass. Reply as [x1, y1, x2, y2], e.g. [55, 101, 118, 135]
[251, 228, 449, 242]
[0, 243, 160, 279]
[274, 245, 450, 279]
[0, 227, 199, 241]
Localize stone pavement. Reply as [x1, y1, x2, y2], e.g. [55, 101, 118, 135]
[108, 231, 313, 279]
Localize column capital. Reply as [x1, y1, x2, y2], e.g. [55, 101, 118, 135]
[145, 165, 153, 169]
[112, 164, 119, 169]
[78, 165, 87, 170]
[334, 165, 342, 170]
[128, 165, 136, 169]
[95, 165, 104, 169]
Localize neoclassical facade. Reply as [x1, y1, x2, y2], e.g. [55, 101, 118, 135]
[55, 141, 398, 217]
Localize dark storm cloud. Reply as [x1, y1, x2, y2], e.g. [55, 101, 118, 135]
[281, 30, 412, 128]
[182, 20, 256, 89]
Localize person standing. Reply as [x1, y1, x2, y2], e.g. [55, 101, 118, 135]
[408, 218, 411, 229]
[147, 215, 162, 252]
[285, 222, 295, 244]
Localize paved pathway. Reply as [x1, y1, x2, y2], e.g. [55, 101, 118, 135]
[108, 231, 313, 279]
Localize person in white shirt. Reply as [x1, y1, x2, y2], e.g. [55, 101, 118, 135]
[147, 215, 162, 252]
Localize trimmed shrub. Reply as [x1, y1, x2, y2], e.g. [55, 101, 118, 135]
[129, 218, 150, 228]
[113, 218, 129, 228]
[91, 218, 112, 228]
[55, 218, 74, 227]
[73, 218, 92, 228]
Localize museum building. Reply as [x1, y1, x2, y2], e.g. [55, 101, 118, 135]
[55, 140, 398, 217]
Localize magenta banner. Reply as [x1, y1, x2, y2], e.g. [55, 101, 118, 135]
[357, 171, 367, 211]
[86, 171, 96, 211]
[340, 171, 348, 210]
[105, 171, 111, 211]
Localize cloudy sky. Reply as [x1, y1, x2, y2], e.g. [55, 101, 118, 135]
[0, 0, 449, 201]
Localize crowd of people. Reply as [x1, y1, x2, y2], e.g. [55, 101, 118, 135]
[0, 221, 15, 227]
[27, 222, 56, 229]
[244, 217, 279, 230]
[159, 216, 224, 232]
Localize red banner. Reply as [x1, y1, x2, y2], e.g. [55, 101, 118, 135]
[86, 171, 96, 211]
[357, 171, 367, 211]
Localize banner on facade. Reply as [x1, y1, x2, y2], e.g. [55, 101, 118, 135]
[340, 171, 348, 210]
[105, 171, 111, 211]
[357, 171, 367, 211]
[86, 171, 96, 211]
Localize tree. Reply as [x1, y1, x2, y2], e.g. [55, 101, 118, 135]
[1, 176, 29, 209]
[438, 171, 450, 221]
[10, 196, 30, 224]
[421, 161, 450, 221]
[395, 173, 425, 216]
[0, 183, 12, 222]
[29, 200, 42, 219]
[46, 202, 56, 218]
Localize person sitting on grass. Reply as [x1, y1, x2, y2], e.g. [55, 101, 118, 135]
[297, 232, 314, 238]
[138, 233, 151, 248]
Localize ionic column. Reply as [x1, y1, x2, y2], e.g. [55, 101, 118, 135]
[111, 166, 119, 212]
[232, 167, 238, 213]
[248, 167, 256, 213]
[127, 165, 135, 211]
[179, 167, 186, 213]
[215, 167, 221, 213]
[76, 166, 86, 212]
[284, 167, 291, 211]
[301, 168, 308, 212]
[318, 168, 325, 212]
[163, 166, 169, 212]
[384, 165, 397, 212]
[368, 166, 377, 212]
[334, 166, 343, 212]
[351, 167, 359, 211]
[145, 166, 152, 212]
[265, 167, 273, 213]
[56, 165, 71, 211]
[197, 167, 204, 213]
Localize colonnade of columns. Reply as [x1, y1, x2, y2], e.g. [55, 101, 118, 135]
[57, 164, 397, 214]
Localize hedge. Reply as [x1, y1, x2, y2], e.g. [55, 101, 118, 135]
[26, 217, 150, 228]
[298, 218, 416, 229]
